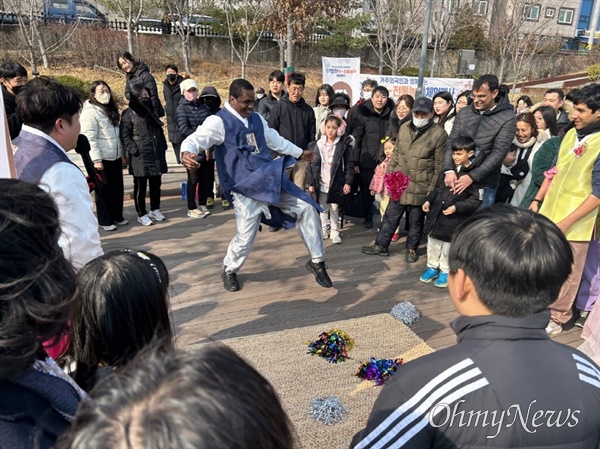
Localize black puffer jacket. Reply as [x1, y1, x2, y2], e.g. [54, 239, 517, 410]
[268, 93, 316, 152]
[256, 91, 283, 121]
[162, 75, 183, 143]
[120, 102, 168, 177]
[124, 62, 165, 118]
[174, 97, 211, 141]
[352, 98, 395, 171]
[2, 85, 21, 139]
[443, 91, 516, 189]
[423, 149, 484, 242]
[306, 138, 355, 205]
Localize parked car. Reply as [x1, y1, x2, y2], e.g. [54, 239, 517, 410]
[175, 14, 219, 35]
[44, 0, 106, 24]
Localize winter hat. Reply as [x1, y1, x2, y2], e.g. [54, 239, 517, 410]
[412, 97, 434, 114]
[180, 79, 199, 95]
[255, 87, 265, 95]
[200, 86, 219, 98]
[330, 93, 350, 109]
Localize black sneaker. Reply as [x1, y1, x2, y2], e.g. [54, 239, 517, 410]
[306, 260, 333, 288]
[222, 270, 240, 292]
[405, 249, 419, 263]
[361, 244, 389, 257]
[269, 226, 282, 232]
[575, 310, 589, 328]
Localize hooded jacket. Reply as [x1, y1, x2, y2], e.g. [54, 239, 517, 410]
[443, 91, 517, 189]
[352, 311, 600, 449]
[162, 75, 184, 143]
[423, 149, 484, 242]
[124, 62, 165, 118]
[352, 98, 395, 171]
[268, 93, 316, 153]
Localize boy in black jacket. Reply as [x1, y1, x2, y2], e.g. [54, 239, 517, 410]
[421, 136, 482, 288]
[352, 205, 600, 449]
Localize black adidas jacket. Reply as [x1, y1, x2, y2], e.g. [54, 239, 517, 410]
[351, 311, 600, 449]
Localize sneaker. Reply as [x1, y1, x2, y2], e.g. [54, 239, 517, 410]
[391, 232, 400, 242]
[114, 219, 129, 226]
[222, 199, 231, 210]
[434, 272, 448, 288]
[363, 219, 373, 229]
[269, 226, 282, 232]
[361, 244, 389, 257]
[222, 269, 240, 292]
[405, 249, 419, 263]
[545, 320, 563, 336]
[206, 197, 214, 209]
[199, 205, 211, 216]
[332, 234, 342, 244]
[188, 209, 208, 218]
[306, 260, 333, 288]
[419, 267, 439, 283]
[102, 224, 117, 231]
[575, 311, 589, 328]
[149, 209, 165, 221]
[322, 229, 330, 239]
[137, 214, 153, 226]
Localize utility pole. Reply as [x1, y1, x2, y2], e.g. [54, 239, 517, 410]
[416, 0, 434, 98]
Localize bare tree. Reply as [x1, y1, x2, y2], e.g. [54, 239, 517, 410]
[364, 0, 427, 75]
[98, 0, 145, 53]
[221, 0, 269, 78]
[4, 0, 80, 72]
[487, 0, 566, 85]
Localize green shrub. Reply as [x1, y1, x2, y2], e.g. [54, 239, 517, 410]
[399, 67, 420, 77]
[588, 64, 600, 82]
[53, 75, 89, 97]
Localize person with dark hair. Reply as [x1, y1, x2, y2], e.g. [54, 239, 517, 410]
[0, 179, 87, 448]
[13, 76, 103, 269]
[0, 60, 27, 138]
[353, 204, 600, 449]
[307, 113, 354, 244]
[200, 85, 222, 208]
[347, 78, 378, 128]
[353, 85, 397, 228]
[542, 87, 569, 131]
[268, 71, 316, 191]
[120, 84, 168, 226]
[509, 112, 543, 206]
[362, 96, 447, 262]
[432, 91, 455, 134]
[176, 79, 212, 218]
[80, 80, 127, 232]
[388, 94, 414, 138]
[118, 51, 165, 118]
[420, 135, 482, 287]
[57, 344, 294, 449]
[515, 94, 533, 114]
[533, 104, 558, 138]
[71, 249, 173, 391]
[531, 83, 600, 335]
[443, 74, 517, 208]
[163, 63, 185, 164]
[181, 78, 331, 292]
[314, 83, 335, 139]
[454, 90, 472, 114]
[256, 69, 285, 121]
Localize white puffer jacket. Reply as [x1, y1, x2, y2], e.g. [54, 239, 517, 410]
[80, 100, 123, 162]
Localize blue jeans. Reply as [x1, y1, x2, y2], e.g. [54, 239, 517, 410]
[478, 187, 497, 210]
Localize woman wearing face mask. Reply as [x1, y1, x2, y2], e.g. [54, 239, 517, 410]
[120, 84, 168, 227]
[175, 79, 212, 218]
[80, 80, 127, 231]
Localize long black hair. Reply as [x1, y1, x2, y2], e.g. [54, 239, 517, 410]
[0, 179, 78, 381]
[88, 80, 120, 126]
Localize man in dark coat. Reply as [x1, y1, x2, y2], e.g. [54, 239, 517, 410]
[0, 61, 27, 139]
[443, 74, 516, 208]
[352, 85, 395, 228]
[352, 205, 600, 449]
[256, 69, 285, 121]
[542, 88, 570, 132]
[162, 64, 184, 163]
